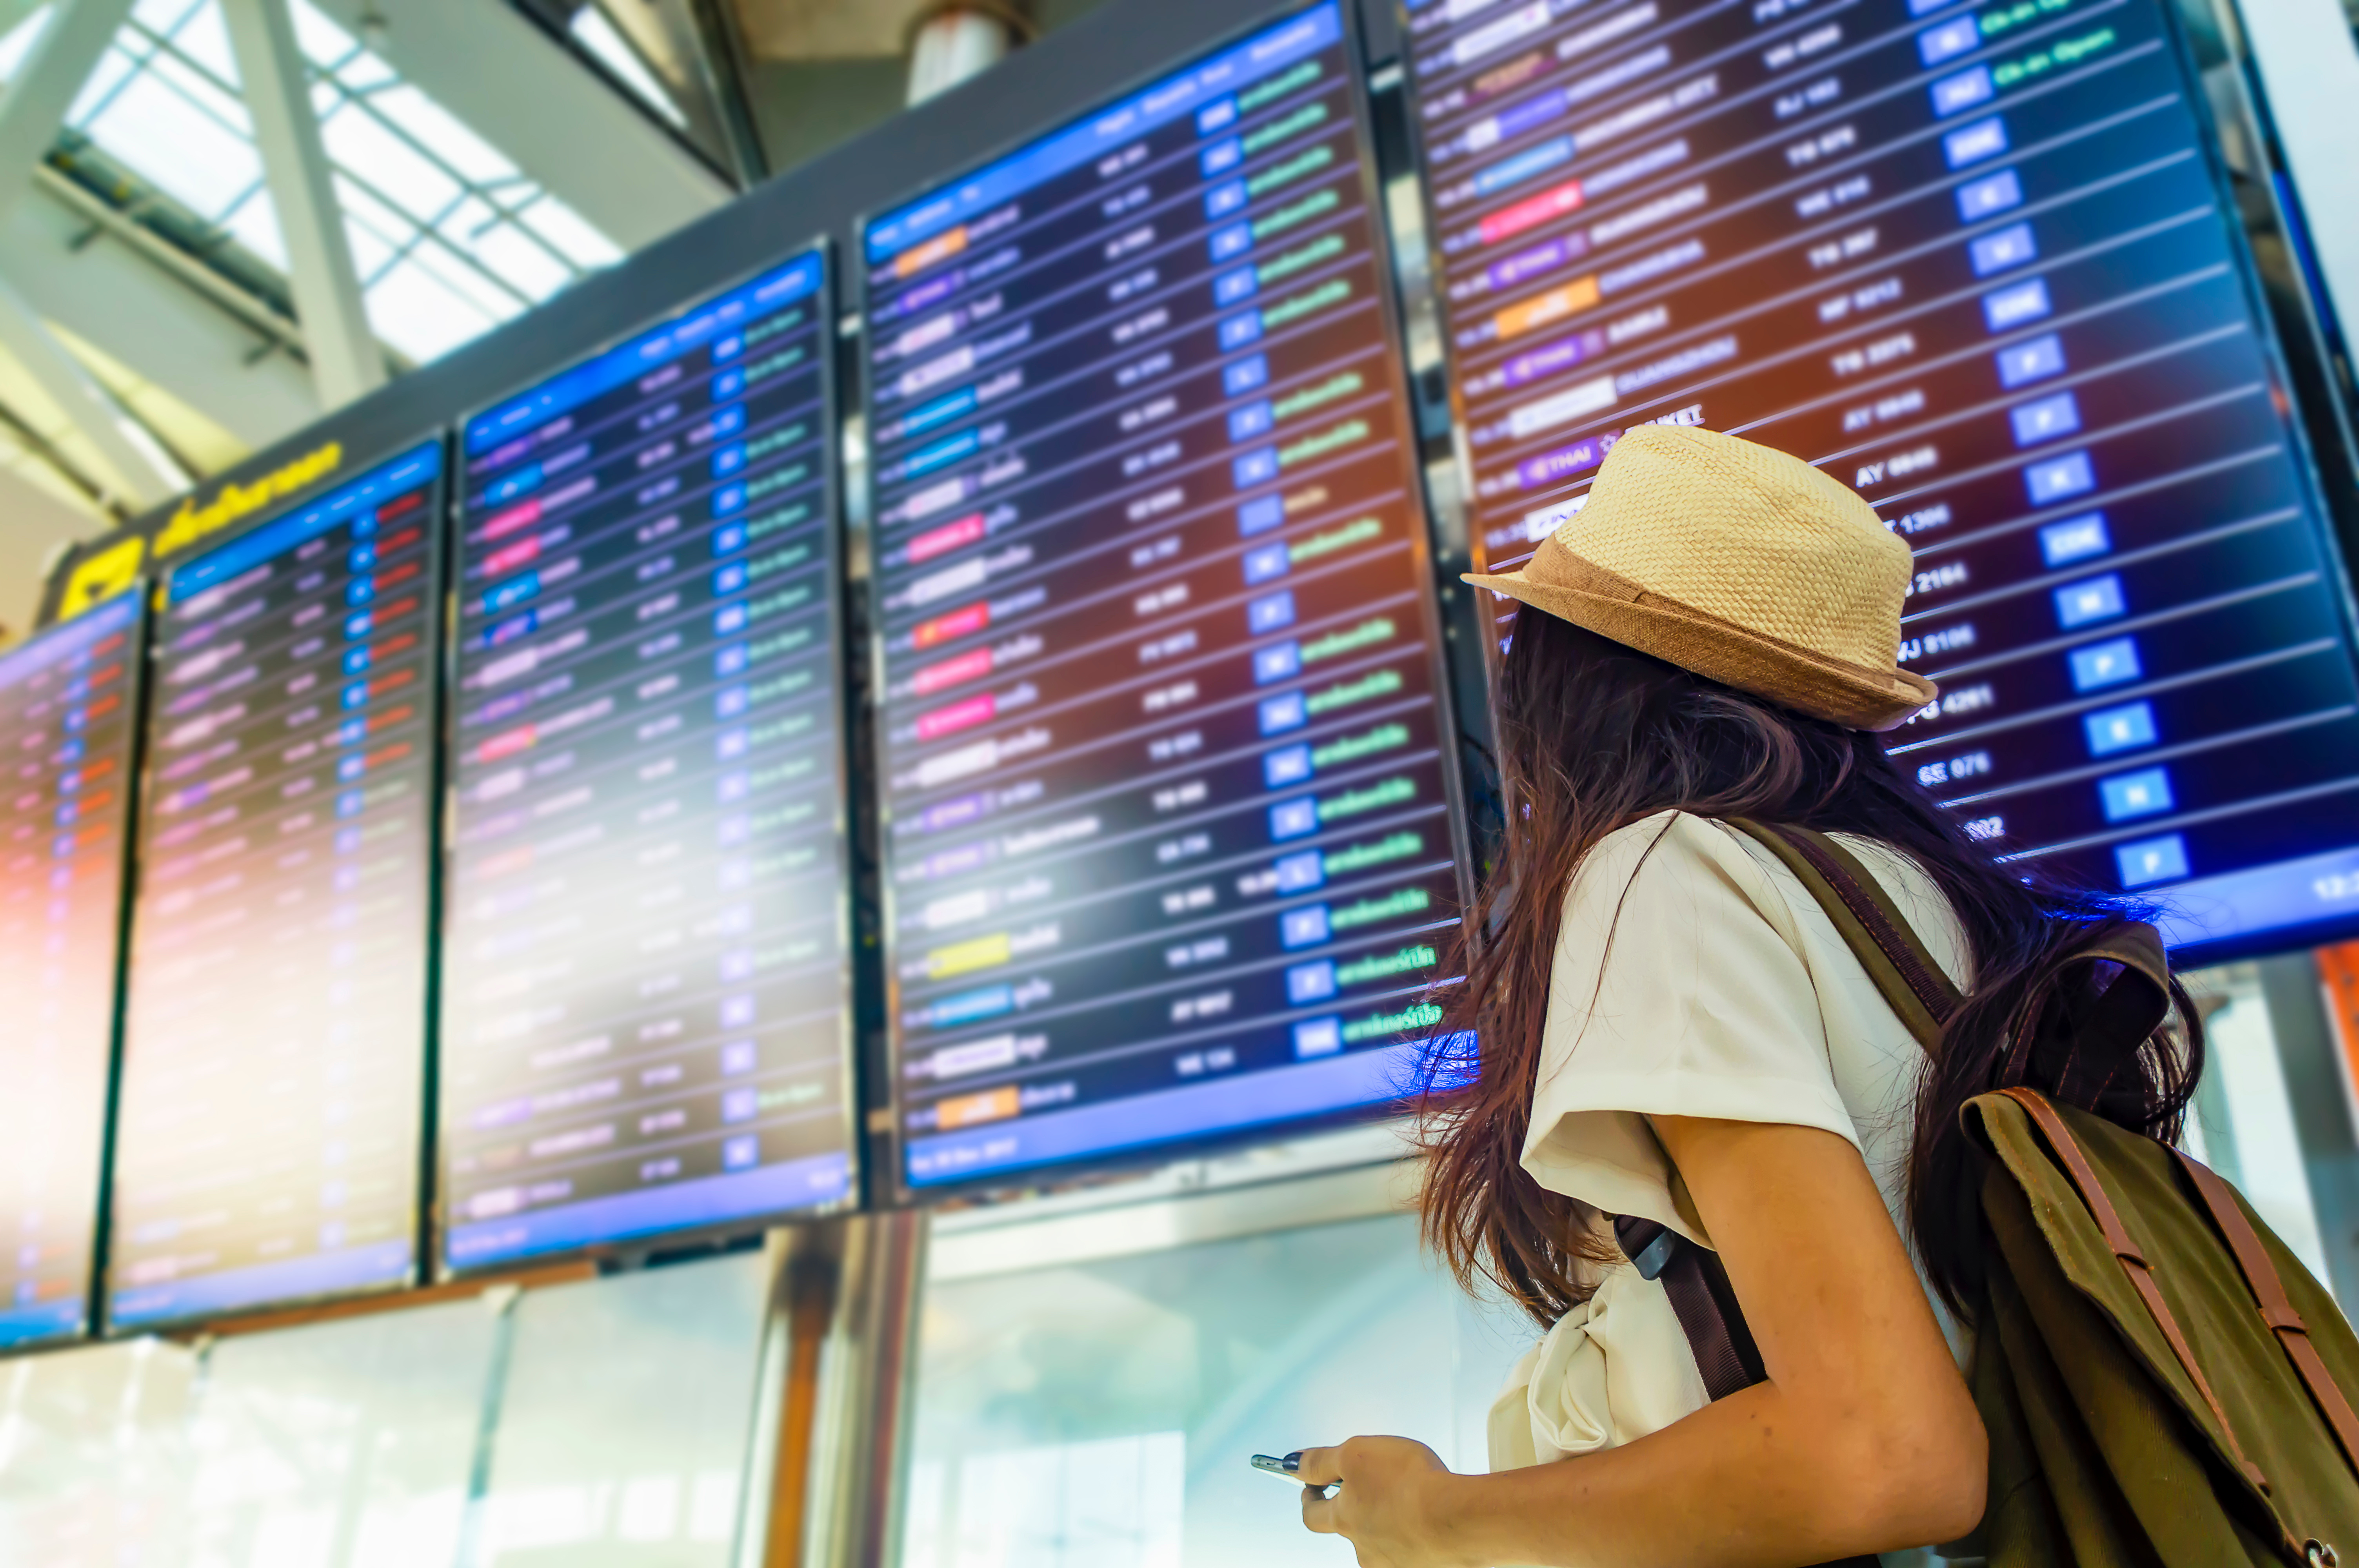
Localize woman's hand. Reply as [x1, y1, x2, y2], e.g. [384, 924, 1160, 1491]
[1287, 1123, 1983, 1566]
[1295, 1436, 1472, 1568]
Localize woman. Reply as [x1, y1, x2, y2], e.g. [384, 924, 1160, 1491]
[1290, 425, 2198, 1566]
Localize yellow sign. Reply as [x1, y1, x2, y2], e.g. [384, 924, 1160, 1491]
[55, 439, 345, 621]
[56, 535, 147, 618]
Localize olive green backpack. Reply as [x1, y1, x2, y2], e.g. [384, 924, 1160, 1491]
[1732, 820, 2359, 1568]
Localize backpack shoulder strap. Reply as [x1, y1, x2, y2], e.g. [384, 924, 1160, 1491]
[1996, 1088, 2275, 1497]
[2173, 1145, 2359, 1482]
[1726, 818, 1959, 1054]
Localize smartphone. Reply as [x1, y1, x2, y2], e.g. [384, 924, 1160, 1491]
[1250, 1454, 1334, 1492]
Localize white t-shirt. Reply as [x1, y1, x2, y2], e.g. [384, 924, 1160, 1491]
[1489, 809, 1974, 1474]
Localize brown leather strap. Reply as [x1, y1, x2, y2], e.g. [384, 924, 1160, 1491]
[1613, 1215, 1763, 1399]
[2000, 1087, 2273, 1497]
[1727, 820, 1958, 1053]
[1609, 1216, 1876, 1568]
[2173, 1147, 2359, 1483]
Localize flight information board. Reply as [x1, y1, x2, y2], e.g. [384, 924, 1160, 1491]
[0, 593, 143, 1347]
[443, 250, 853, 1270]
[1402, 0, 2359, 953]
[109, 442, 441, 1328]
[863, 0, 1466, 1193]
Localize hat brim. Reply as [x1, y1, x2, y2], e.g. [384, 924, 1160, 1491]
[1465, 553, 1938, 732]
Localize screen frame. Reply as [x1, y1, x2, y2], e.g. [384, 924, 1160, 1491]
[437, 237, 864, 1279]
[100, 434, 450, 1336]
[1387, 0, 2359, 969]
[0, 587, 151, 1355]
[856, 0, 1481, 1207]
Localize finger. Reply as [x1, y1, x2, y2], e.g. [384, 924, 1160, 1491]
[1300, 1486, 1340, 1535]
[1292, 1445, 1343, 1485]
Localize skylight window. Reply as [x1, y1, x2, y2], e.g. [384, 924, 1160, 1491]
[32, 0, 623, 366]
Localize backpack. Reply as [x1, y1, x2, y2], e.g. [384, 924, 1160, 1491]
[1614, 818, 2359, 1567]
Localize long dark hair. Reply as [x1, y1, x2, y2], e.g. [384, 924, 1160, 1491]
[1416, 606, 2203, 1328]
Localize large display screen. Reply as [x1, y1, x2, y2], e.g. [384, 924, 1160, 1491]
[442, 249, 854, 1270]
[0, 593, 143, 1347]
[1401, 0, 2359, 954]
[862, 0, 1467, 1192]
[109, 442, 442, 1328]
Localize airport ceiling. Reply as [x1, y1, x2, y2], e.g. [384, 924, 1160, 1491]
[0, 0, 1097, 640]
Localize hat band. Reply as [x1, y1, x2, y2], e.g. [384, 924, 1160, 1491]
[1536, 540, 1914, 689]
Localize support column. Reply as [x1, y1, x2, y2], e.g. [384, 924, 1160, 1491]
[0, 0, 139, 230]
[219, 0, 387, 411]
[748, 1209, 929, 1568]
[905, 3, 1029, 106]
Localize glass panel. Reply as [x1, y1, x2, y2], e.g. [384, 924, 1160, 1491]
[286, 0, 356, 69]
[0, 1338, 202, 1562]
[144, 37, 246, 133]
[405, 234, 527, 321]
[129, 0, 201, 37]
[477, 1252, 770, 1565]
[364, 259, 499, 364]
[78, 65, 262, 220]
[464, 225, 569, 303]
[2182, 963, 2336, 1289]
[319, 103, 463, 225]
[183, 1298, 500, 1568]
[515, 198, 622, 270]
[367, 85, 517, 185]
[167, 1, 236, 85]
[905, 1209, 1527, 1568]
[65, 45, 145, 129]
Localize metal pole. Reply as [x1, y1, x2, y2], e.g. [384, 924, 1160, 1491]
[750, 1209, 929, 1568]
[904, 4, 1029, 106]
[217, 0, 388, 410]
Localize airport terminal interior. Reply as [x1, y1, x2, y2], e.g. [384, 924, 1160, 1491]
[0, 0, 2357, 1560]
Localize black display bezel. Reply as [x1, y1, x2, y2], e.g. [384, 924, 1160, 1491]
[856, 0, 1479, 1207]
[101, 435, 449, 1336]
[1387, 0, 2359, 967]
[437, 240, 864, 1279]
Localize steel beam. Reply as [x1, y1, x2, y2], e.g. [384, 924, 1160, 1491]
[0, 275, 185, 506]
[0, 0, 136, 232]
[219, 0, 385, 410]
[0, 0, 184, 503]
[2, 180, 320, 450]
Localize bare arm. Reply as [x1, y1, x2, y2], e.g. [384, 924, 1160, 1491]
[1297, 1118, 1985, 1567]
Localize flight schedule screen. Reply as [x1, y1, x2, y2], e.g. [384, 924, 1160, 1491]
[0, 593, 142, 1347]
[443, 251, 854, 1270]
[1403, 0, 2359, 951]
[863, 0, 1465, 1192]
[110, 443, 441, 1328]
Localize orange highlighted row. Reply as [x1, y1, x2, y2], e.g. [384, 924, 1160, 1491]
[896, 225, 969, 279]
[936, 1085, 1019, 1130]
[1495, 274, 1599, 342]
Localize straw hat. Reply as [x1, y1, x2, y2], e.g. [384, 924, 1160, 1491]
[1464, 425, 1939, 731]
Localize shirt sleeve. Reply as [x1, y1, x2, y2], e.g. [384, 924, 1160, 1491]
[1520, 812, 1860, 1247]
